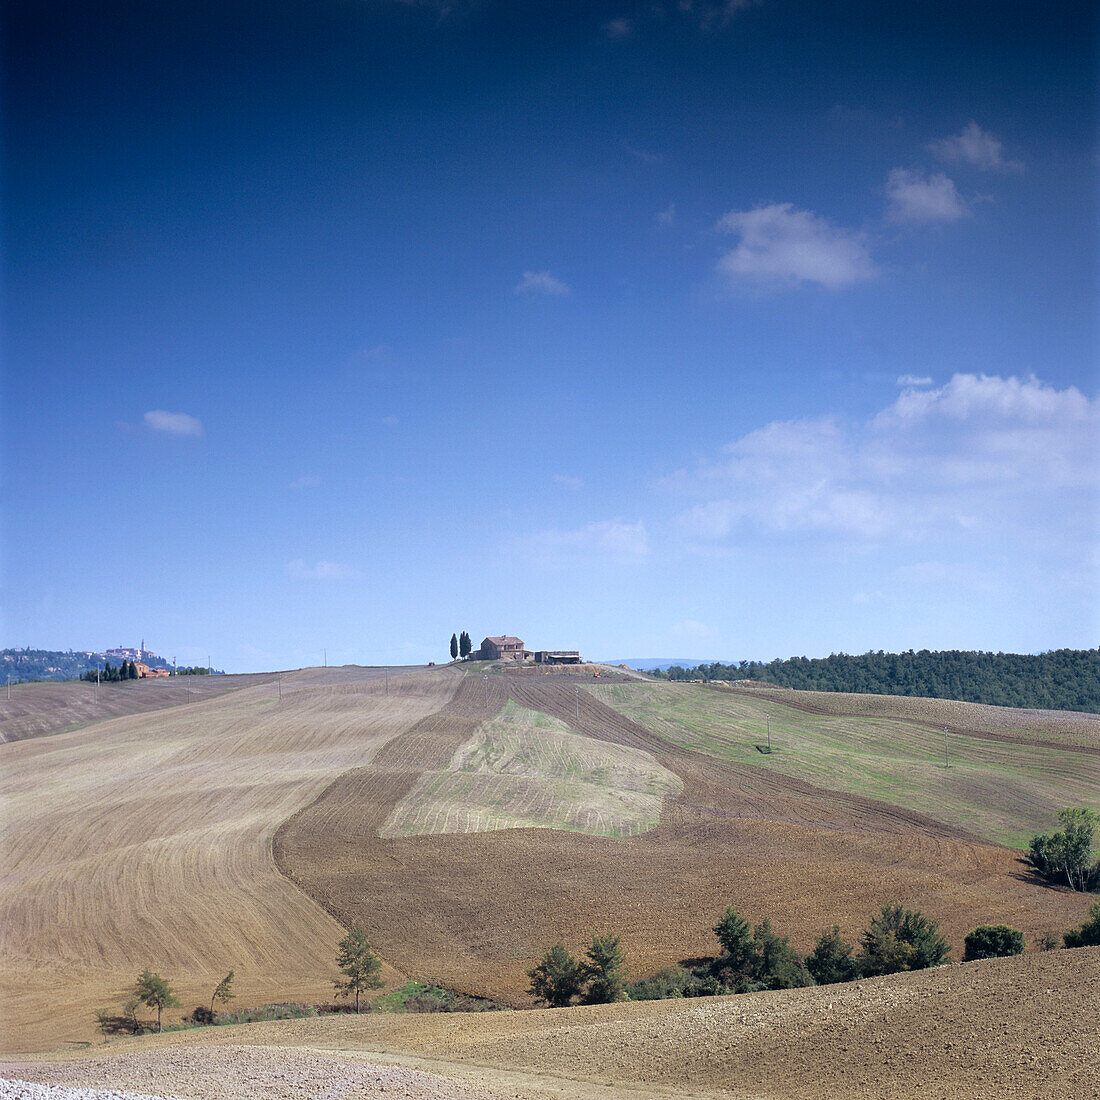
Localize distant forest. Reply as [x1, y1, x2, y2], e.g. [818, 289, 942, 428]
[648, 649, 1100, 713]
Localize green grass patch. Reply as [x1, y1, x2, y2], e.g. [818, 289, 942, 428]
[588, 682, 1099, 848]
[380, 700, 682, 839]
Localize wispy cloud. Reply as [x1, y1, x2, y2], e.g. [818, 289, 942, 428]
[515, 270, 571, 296]
[603, 17, 633, 38]
[553, 473, 584, 489]
[667, 374, 1098, 551]
[288, 475, 321, 490]
[897, 375, 933, 387]
[522, 520, 649, 565]
[144, 410, 204, 437]
[676, 0, 758, 31]
[929, 122, 1023, 172]
[657, 202, 676, 226]
[886, 169, 969, 224]
[716, 203, 874, 290]
[286, 559, 360, 581]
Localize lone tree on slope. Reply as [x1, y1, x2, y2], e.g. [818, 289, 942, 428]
[135, 969, 179, 1032]
[334, 927, 384, 1013]
[450, 634, 459, 660]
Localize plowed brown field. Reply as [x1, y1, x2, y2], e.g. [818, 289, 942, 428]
[274, 672, 1095, 1008]
[0, 666, 455, 1054]
[5, 946, 1098, 1099]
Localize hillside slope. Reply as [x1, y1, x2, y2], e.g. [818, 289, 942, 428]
[4, 946, 1098, 1099]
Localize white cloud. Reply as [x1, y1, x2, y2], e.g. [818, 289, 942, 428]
[288, 475, 321, 490]
[524, 520, 649, 564]
[657, 202, 676, 226]
[144, 410, 203, 437]
[515, 270, 571, 296]
[286, 559, 360, 581]
[677, 0, 757, 30]
[553, 474, 584, 489]
[929, 122, 1023, 172]
[886, 169, 969, 224]
[381, 415, 399, 426]
[716, 203, 875, 289]
[897, 375, 933, 387]
[668, 374, 1099, 549]
[603, 17, 633, 38]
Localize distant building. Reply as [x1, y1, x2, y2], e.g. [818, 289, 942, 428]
[479, 636, 526, 661]
[534, 650, 582, 665]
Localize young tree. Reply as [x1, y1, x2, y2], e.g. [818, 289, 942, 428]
[1064, 902, 1100, 948]
[712, 906, 755, 974]
[450, 634, 459, 660]
[459, 631, 472, 659]
[1029, 808, 1099, 892]
[962, 926, 1025, 961]
[334, 927, 383, 1012]
[858, 905, 950, 976]
[583, 932, 626, 1004]
[806, 926, 858, 985]
[527, 943, 585, 1007]
[135, 968, 179, 1032]
[210, 970, 236, 1015]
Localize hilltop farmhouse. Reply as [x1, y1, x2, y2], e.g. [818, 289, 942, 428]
[477, 636, 582, 665]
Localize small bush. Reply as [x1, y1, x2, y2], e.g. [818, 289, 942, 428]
[1064, 902, 1100, 948]
[1034, 931, 1060, 952]
[962, 925, 1025, 961]
[625, 966, 707, 1001]
[189, 1005, 217, 1025]
[528, 944, 585, 1007]
[858, 905, 950, 976]
[215, 1003, 318, 1025]
[806, 927, 858, 985]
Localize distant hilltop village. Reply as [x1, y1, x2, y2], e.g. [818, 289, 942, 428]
[1, 643, 180, 684]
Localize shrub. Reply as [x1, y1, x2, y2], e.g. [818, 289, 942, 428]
[712, 907, 755, 974]
[1064, 902, 1100, 948]
[806, 926, 859, 985]
[527, 943, 585, 1007]
[216, 1003, 318, 1025]
[1028, 808, 1100, 892]
[750, 919, 813, 989]
[857, 905, 950, 976]
[962, 925, 1025, 961]
[624, 966, 707, 1001]
[189, 1005, 216, 1025]
[583, 932, 626, 1004]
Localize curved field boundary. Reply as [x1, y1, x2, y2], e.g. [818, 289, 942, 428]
[0, 665, 428, 745]
[378, 702, 682, 839]
[587, 681, 1099, 847]
[505, 680, 981, 843]
[0, 668, 456, 1054]
[723, 684, 1100, 754]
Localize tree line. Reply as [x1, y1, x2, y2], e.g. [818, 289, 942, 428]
[528, 899, 1100, 1007]
[449, 632, 473, 660]
[649, 648, 1100, 713]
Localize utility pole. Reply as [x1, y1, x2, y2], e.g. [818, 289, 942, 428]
[482, 674, 488, 709]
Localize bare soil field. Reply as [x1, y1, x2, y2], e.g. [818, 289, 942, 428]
[0, 666, 455, 1054]
[4, 946, 1097, 1099]
[0, 666, 425, 745]
[274, 673, 1094, 1009]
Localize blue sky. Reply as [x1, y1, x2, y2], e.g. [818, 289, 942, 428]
[3, 0, 1097, 671]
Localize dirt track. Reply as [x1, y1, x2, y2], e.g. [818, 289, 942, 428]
[5, 946, 1097, 1099]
